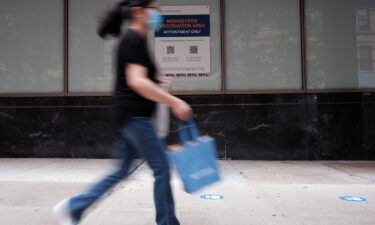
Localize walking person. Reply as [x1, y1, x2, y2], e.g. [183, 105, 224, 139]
[53, 0, 192, 224]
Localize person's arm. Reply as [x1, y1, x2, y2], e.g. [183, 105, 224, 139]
[126, 63, 192, 120]
[158, 76, 174, 91]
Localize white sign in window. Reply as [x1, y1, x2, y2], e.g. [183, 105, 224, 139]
[155, 6, 211, 79]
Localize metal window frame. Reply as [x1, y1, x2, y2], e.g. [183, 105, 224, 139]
[64, 0, 69, 96]
[1, 0, 375, 98]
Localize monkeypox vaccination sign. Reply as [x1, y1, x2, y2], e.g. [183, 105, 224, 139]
[155, 6, 211, 78]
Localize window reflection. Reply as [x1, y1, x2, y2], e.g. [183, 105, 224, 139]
[306, 1, 375, 89]
[357, 8, 375, 87]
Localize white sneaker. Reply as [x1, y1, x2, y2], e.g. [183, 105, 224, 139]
[53, 198, 78, 225]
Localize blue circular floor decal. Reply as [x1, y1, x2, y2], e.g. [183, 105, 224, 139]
[338, 196, 368, 203]
[200, 194, 225, 200]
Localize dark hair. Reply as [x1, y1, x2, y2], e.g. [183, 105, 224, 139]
[98, 0, 155, 38]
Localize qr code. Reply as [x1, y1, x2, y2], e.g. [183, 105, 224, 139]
[167, 46, 174, 54]
[190, 46, 198, 54]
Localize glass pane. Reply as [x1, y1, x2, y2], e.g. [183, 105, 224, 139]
[225, 0, 302, 91]
[68, 0, 118, 93]
[0, 0, 63, 94]
[306, 0, 375, 89]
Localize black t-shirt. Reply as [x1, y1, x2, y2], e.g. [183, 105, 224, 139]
[113, 28, 158, 127]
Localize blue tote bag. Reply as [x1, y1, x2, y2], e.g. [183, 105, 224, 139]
[167, 119, 220, 193]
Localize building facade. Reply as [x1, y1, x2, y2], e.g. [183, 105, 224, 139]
[1, 0, 375, 160]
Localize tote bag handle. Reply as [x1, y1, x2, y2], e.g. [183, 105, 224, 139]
[178, 119, 200, 144]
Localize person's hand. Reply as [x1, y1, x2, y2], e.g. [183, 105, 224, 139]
[171, 99, 193, 121]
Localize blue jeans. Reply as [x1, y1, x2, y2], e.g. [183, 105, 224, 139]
[69, 117, 180, 225]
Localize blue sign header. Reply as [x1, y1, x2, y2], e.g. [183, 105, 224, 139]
[155, 15, 210, 38]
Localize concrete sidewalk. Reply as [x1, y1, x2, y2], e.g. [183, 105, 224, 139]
[0, 159, 374, 225]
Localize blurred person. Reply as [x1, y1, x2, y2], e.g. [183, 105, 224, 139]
[53, 0, 192, 224]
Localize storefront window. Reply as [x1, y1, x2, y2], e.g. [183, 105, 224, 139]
[306, 0, 375, 89]
[0, 0, 64, 94]
[69, 0, 222, 93]
[225, 0, 302, 91]
[68, 0, 118, 93]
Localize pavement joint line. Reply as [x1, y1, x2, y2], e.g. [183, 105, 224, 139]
[9, 159, 65, 180]
[321, 163, 375, 183]
[320, 163, 374, 183]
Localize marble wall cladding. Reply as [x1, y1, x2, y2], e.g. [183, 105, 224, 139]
[304, 103, 362, 160]
[225, 104, 309, 160]
[0, 94, 374, 160]
[167, 104, 309, 160]
[362, 104, 375, 160]
[0, 107, 65, 157]
[64, 107, 114, 158]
